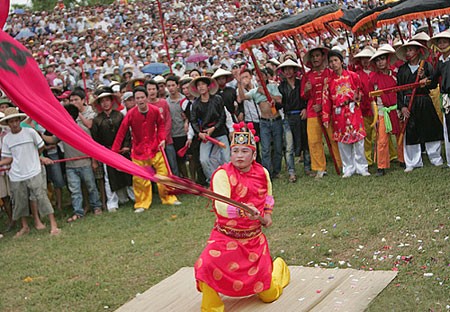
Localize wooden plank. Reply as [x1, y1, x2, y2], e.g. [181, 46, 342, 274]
[116, 267, 397, 312]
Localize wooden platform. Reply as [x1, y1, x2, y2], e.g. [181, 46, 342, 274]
[116, 266, 397, 312]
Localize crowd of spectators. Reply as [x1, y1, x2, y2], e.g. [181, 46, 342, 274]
[1, 0, 450, 238]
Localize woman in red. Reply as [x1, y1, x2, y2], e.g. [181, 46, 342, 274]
[195, 122, 290, 311]
[323, 50, 370, 178]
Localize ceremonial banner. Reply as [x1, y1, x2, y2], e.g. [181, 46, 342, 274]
[0, 0, 9, 29]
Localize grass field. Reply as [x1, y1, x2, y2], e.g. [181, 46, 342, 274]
[0, 159, 448, 311]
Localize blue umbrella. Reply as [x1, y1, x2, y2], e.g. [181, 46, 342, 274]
[14, 28, 35, 40]
[141, 63, 170, 75]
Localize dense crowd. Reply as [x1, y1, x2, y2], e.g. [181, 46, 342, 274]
[1, 0, 450, 239]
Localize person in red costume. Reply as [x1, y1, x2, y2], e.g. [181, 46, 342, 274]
[112, 87, 179, 213]
[353, 46, 376, 166]
[301, 46, 342, 179]
[195, 122, 290, 311]
[368, 47, 403, 176]
[323, 50, 370, 178]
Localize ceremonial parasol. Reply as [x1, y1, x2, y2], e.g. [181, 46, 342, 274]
[141, 62, 170, 75]
[329, 7, 364, 30]
[351, 0, 405, 35]
[377, 0, 450, 27]
[185, 53, 209, 63]
[239, 4, 343, 50]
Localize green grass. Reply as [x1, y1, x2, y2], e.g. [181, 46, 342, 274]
[0, 160, 449, 311]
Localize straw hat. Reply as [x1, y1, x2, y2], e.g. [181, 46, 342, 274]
[0, 107, 27, 126]
[188, 76, 219, 97]
[179, 75, 193, 85]
[91, 88, 121, 112]
[211, 68, 233, 82]
[411, 32, 430, 43]
[370, 48, 398, 64]
[267, 58, 281, 66]
[277, 59, 302, 70]
[279, 51, 297, 63]
[303, 46, 330, 68]
[396, 41, 429, 62]
[428, 29, 450, 48]
[378, 44, 396, 53]
[354, 46, 376, 59]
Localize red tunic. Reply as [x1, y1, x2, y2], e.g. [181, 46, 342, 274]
[112, 104, 166, 160]
[195, 162, 273, 297]
[355, 69, 373, 117]
[301, 68, 332, 118]
[369, 71, 400, 134]
[323, 70, 366, 144]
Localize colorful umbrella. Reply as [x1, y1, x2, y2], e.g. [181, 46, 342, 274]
[239, 4, 343, 49]
[140, 62, 170, 75]
[377, 0, 450, 26]
[185, 53, 209, 63]
[351, 0, 405, 35]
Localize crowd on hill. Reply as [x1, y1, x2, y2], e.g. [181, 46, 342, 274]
[1, 0, 450, 239]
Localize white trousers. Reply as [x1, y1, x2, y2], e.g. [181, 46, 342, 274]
[443, 116, 450, 167]
[104, 163, 119, 210]
[338, 140, 368, 176]
[403, 140, 443, 169]
[103, 164, 135, 211]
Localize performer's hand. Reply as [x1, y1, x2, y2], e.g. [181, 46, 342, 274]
[40, 156, 54, 165]
[198, 132, 207, 141]
[92, 160, 98, 170]
[300, 108, 307, 120]
[185, 139, 192, 148]
[158, 140, 166, 150]
[418, 66, 425, 79]
[312, 104, 322, 113]
[304, 81, 312, 93]
[206, 127, 215, 136]
[323, 121, 329, 128]
[119, 147, 130, 154]
[419, 78, 428, 86]
[401, 107, 410, 119]
[262, 214, 273, 228]
[245, 203, 260, 220]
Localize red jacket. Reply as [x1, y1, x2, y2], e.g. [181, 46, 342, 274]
[112, 104, 166, 160]
[301, 68, 332, 118]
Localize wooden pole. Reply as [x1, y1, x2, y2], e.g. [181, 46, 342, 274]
[156, 0, 173, 74]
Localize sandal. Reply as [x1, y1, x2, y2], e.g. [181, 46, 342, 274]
[67, 215, 83, 223]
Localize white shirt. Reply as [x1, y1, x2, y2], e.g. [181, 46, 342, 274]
[1, 127, 44, 182]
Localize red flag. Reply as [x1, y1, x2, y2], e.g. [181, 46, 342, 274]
[0, 0, 9, 29]
[0, 30, 158, 183]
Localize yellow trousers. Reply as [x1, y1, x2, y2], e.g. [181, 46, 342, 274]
[132, 152, 178, 209]
[363, 116, 375, 166]
[199, 258, 290, 311]
[307, 117, 342, 171]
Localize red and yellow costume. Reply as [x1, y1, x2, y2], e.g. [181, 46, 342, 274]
[369, 71, 403, 169]
[356, 68, 376, 165]
[195, 123, 289, 311]
[112, 105, 178, 209]
[301, 68, 342, 171]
